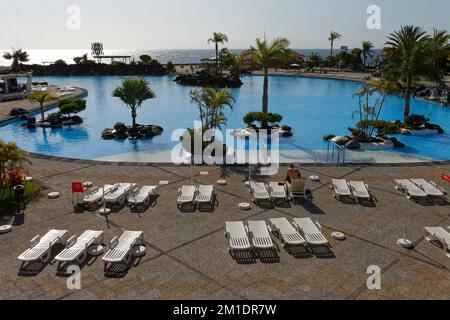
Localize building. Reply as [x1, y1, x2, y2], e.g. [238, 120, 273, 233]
[0, 72, 33, 102]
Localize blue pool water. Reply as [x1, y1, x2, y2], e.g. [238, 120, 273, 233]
[0, 75, 449, 162]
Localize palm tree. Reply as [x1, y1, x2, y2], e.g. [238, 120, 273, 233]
[362, 41, 374, 67]
[208, 32, 229, 70]
[28, 92, 56, 122]
[112, 78, 155, 128]
[328, 31, 342, 57]
[201, 87, 234, 130]
[242, 37, 290, 128]
[3, 49, 29, 72]
[385, 25, 440, 123]
[428, 29, 450, 68]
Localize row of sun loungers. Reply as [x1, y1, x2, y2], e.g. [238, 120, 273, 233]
[331, 179, 372, 201]
[249, 180, 308, 206]
[18, 229, 144, 272]
[81, 183, 158, 209]
[177, 185, 214, 210]
[395, 179, 447, 200]
[225, 218, 329, 257]
[331, 178, 447, 203]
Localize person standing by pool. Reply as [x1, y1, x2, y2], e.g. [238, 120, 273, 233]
[285, 164, 302, 184]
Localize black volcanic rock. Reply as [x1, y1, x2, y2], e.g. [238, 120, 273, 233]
[101, 124, 164, 140]
[174, 71, 243, 88]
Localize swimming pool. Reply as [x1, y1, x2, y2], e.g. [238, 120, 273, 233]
[0, 75, 449, 163]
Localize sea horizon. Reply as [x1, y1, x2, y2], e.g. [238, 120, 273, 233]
[0, 48, 382, 66]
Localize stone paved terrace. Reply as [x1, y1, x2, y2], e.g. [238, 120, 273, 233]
[0, 156, 449, 300]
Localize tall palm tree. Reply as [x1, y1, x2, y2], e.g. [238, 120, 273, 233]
[28, 92, 56, 122]
[112, 78, 155, 128]
[207, 33, 229, 70]
[328, 31, 342, 57]
[242, 37, 290, 128]
[385, 25, 440, 123]
[362, 41, 374, 67]
[3, 49, 29, 72]
[428, 29, 450, 68]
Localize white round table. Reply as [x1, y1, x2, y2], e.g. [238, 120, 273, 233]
[238, 202, 251, 211]
[0, 225, 12, 234]
[332, 232, 346, 241]
[48, 192, 60, 199]
[217, 180, 227, 186]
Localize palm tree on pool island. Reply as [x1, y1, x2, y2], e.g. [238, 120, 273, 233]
[385, 25, 440, 123]
[112, 78, 155, 128]
[328, 31, 342, 57]
[242, 37, 290, 128]
[208, 32, 229, 70]
[28, 92, 56, 122]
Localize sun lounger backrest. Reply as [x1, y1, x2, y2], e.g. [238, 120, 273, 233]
[291, 179, 306, 192]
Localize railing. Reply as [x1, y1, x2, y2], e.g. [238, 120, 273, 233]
[326, 141, 346, 165]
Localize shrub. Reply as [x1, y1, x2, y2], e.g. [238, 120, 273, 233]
[166, 61, 176, 73]
[0, 140, 29, 190]
[139, 55, 152, 65]
[357, 120, 400, 137]
[58, 99, 86, 116]
[46, 112, 62, 125]
[405, 114, 429, 129]
[243, 112, 283, 128]
[59, 103, 85, 116]
[53, 59, 67, 66]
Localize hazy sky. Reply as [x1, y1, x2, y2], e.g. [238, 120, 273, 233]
[1, 0, 449, 49]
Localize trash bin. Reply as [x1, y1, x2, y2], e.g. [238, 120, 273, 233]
[14, 185, 26, 214]
[14, 185, 25, 202]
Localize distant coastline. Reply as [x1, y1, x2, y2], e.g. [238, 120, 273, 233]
[0, 49, 382, 66]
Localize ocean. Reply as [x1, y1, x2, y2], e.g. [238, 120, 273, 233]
[0, 49, 381, 66]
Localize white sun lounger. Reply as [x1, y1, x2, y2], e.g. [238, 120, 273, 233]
[55, 230, 104, 267]
[177, 185, 196, 208]
[195, 185, 214, 205]
[424, 227, 450, 257]
[83, 185, 114, 208]
[348, 181, 371, 200]
[293, 218, 329, 246]
[225, 221, 252, 254]
[247, 221, 275, 250]
[269, 218, 306, 247]
[395, 179, 428, 199]
[18, 229, 69, 266]
[288, 179, 307, 201]
[104, 183, 135, 205]
[411, 179, 447, 198]
[332, 179, 353, 199]
[250, 182, 272, 205]
[268, 182, 288, 202]
[102, 231, 144, 269]
[127, 185, 158, 207]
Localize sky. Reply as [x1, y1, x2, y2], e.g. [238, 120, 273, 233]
[0, 0, 449, 50]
